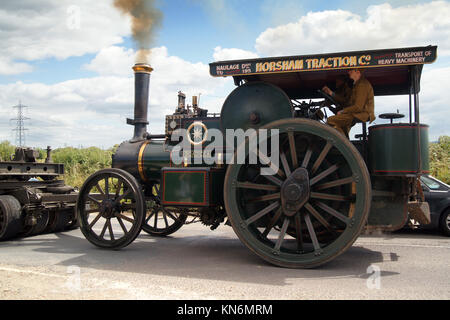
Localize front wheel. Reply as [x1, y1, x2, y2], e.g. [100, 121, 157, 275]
[76, 168, 145, 249]
[224, 118, 372, 268]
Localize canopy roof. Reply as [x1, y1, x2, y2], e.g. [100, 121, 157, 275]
[209, 46, 437, 99]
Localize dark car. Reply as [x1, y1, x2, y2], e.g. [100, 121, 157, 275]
[417, 175, 450, 236]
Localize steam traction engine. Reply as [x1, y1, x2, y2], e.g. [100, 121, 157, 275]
[76, 46, 436, 268]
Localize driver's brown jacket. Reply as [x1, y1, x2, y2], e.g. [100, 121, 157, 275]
[341, 76, 375, 122]
[333, 83, 352, 112]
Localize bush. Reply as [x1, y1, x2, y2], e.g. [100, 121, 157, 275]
[429, 136, 450, 184]
[0, 141, 16, 161]
[51, 146, 114, 187]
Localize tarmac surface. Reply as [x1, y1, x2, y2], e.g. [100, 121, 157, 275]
[0, 222, 449, 300]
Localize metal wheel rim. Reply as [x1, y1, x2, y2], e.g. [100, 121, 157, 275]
[224, 118, 371, 268]
[143, 183, 186, 236]
[77, 169, 145, 249]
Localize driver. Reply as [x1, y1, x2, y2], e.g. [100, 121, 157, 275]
[324, 68, 375, 138]
[322, 74, 352, 114]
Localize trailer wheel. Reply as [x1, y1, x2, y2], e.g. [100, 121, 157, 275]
[76, 168, 145, 249]
[21, 211, 49, 237]
[44, 209, 74, 233]
[142, 183, 187, 236]
[0, 195, 22, 240]
[224, 118, 371, 268]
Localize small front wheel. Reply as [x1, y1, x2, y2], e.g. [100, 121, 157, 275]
[76, 168, 145, 249]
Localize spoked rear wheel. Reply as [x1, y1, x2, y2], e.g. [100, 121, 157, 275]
[224, 118, 371, 268]
[76, 168, 145, 249]
[142, 183, 187, 236]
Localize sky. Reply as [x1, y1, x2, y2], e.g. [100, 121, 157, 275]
[0, 0, 449, 148]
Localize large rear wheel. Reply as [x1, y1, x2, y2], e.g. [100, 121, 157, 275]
[224, 118, 371, 268]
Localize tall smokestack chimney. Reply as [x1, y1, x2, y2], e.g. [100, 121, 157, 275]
[127, 63, 153, 142]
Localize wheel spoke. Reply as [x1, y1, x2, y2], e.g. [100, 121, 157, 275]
[162, 211, 169, 228]
[115, 213, 134, 224]
[88, 212, 102, 229]
[99, 221, 108, 239]
[295, 213, 304, 251]
[115, 180, 123, 197]
[311, 141, 332, 174]
[236, 181, 279, 191]
[310, 192, 351, 202]
[304, 202, 336, 234]
[85, 208, 100, 214]
[87, 195, 101, 206]
[107, 219, 115, 241]
[95, 183, 105, 198]
[304, 213, 321, 252]
[145, 211, 155, 223]
[117, 216, 128, 234]
[301, 147, 313, 169]
[154, 211, 158, 228]
[288, 131, 298, 169]
[262, 207, 283, 237]
[258, 151, 285, 178]
[165, 210, 180, 222]
[314, 177, 354, 190]
[248, 192, 281, 203]
[280, 152, 291, 177]
[315, 201, 350, 224]
[104, 178, 110, 199]
[261, 174, 283, 187]
[309, 164, 340, 186]
[115, 189, 132, 204]
[245, 201, 279, 225]
[274, 218, 290, 251]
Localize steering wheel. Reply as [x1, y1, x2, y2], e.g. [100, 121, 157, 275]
[317, 89, 341, 110]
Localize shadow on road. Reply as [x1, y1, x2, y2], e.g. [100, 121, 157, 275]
[2, 226, 405, 286]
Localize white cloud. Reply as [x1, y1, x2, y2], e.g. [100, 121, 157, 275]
[250, 1, 450, 140]
[83, 46, 135, 77]
[0, 58, 33, 75]
[213, 46, 259, 61]
[0, 0, 130, 75]
[0, 46, 231, 148]
[255, 1, 450, 56]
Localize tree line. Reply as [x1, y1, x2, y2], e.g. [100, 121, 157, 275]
[1, 136, 449, 187]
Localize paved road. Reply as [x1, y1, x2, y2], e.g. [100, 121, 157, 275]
[0, 223, 448, 300]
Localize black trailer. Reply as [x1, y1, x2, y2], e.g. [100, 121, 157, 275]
[0, 147, 78, 240]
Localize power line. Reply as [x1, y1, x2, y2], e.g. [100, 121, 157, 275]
[10, 101, 30, 147]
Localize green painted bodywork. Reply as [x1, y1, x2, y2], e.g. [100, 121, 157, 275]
[368, 124, 429, 175]
[220, 82, 293, 131]
[367, 176, 408, 230]
[141, 117, 225, 180]
[161, 167, 225, 206]
[141, 140, 171, 182]
[162, 169, 207, 205]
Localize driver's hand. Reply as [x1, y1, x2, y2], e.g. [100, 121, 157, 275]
[322, 86, 333, 96]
